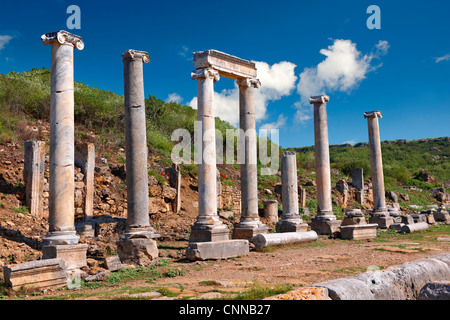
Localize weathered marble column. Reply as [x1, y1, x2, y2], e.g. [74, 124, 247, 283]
[41, 31, 83, 245]
[233, 78, 268, 240]
[352, 168, 365, 205]
[117, 50, 158, 266]
[365, 111, 392, 229]
[309, 95, 341, 236]
[276, 152, 307, 232]
[24, 141, 45, 218]
[189, 68, 229, 242]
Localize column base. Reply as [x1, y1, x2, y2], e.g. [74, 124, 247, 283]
[42, 244, 88, 270]
[75, 222, 96, 238]
[120, 226, 160, 240]
[339, 224, 378, 240]
[42, 231, 80, 246]
[276, 217, 308, 233]
[116, 238, 159, 266]
[311, 218, 341, 237]
[185, 239, 249, 261]
[368, 215, 394, 229]
[189, 219, 230, 242]
[232, 221, 269, 240]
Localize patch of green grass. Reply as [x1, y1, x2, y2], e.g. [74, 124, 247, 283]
[12, 206, 29, 215]
[232, 283, 292, 300]
[333, 266, 367, 274]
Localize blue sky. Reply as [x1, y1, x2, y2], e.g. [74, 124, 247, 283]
[0, 0, 449, 148]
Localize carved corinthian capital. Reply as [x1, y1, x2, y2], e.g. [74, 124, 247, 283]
[237, 78, 261, 89]
[364, 111, 383, 119]
[41, 30, 84, 50]
[191, 68, 220, 81]
[121, 50, 150, 63]
[309, 95, 330, 104]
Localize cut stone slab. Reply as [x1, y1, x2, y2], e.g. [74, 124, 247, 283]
[75, 222, 96, 238]
[339, 224, 378, 240]
[117, 238, 159, 266]
[232, 224, 269, 241]
[401, 215, 415, 225]
[418, 281, 450, 300]
[185, 240, 249, 261]
[104, 255, 122, 271]
[42, 244, 88, 270]
[369, 215, 394, 229]
[3, 258, 67, 291]
[401, 221, 429, 233]
[311, 219, 341, 237]
[251, 231, 318, 249]
[275, 220, 308, 233]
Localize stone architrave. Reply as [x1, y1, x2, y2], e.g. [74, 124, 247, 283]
[23, 141, 45, 218]
[309, 95, 341, 236]
[41, 31, 84, 246]
[186, 50, 257, 260]
[74, 142, 95, 221]
[42, 244, 88, 270]
[117, 49, 159, 266]
[276, 152, 308, 233]
[233, 77, 268, 240]
[364, 111, 393, 229]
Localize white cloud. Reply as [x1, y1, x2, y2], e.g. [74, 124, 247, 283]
[343, 139, 357, 145]
[165, 92, 183, 104]
[435, 53, 450, 63]
[189, 60, 297, 127]
[259, 114, 287, 133]
[178, 45, 192, 60]
[295, 39, 389, 124]
[0, 35, 13, 52]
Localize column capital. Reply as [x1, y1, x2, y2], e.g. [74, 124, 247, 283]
[121, 50, 150, 63]
[237, 78, 261, 89]
[191, 68, 220, 81]
[364, 111, 383, 119]
[41, 30, 84, 50]
[309, 95, 330, 104]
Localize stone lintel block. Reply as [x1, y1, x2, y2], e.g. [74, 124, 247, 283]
[251, 231, 318, 249]
[368, 215, 394, 229]
[185, 240, 249, 261]
[116, 238, 159, 266]
[104, 256, 122, 272]
[311, 219, 341, 237]
[232, 225, 269, 241]
[3, 258, 67, 291]
[75, 222, 96, 238]
[193, 50, 257, 80]
[42, 244, 88, 270]
[339, 224, 378, 240]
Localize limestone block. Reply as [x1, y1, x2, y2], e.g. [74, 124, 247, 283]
[311, 219, 341, 237]
[104, 256, 122, 272]
[3, 258, 67, 291]
[368, 215, 394, 229]
[42, 244, 88, 270]
[339, 224, 378, 240]
[251, 231, 317, 249]
[117, 238, 159, 266]
[185, 240, 249, 261]
[418, 281, 450, 300]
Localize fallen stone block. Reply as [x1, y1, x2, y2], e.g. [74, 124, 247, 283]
[185, 240, 249, 261]
[3, 258, 67, 291]
[42, 244, 88, 270]
[265, 286, 331, 300]
[251, 231, 317, 249]
[84, 270, 111, 282]
[104, 255, 122, 271]
[339, 224, 378, 240]
[418, 281, 450, 300]
[401, 221, 429, 233]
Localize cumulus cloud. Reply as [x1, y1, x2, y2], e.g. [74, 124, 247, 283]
[165, 92, 183, 104]
[189, 61, 297, 127]
[295, 39, 389, 124]
[435, 53, 450, 63]
[0, 35, 13, 52]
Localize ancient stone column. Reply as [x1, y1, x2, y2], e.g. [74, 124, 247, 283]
[276, 152, 307, 232]
[262, 200, 278, 223]
[167, 163, 182, 213]
[74, 142, 95, 221]
[352, 168, 365, 205]
[41, 31, 84, 245]
[117, 50, 158, 265]
[233, 78, 268, 240]
[189, 68, 229, 242]
[23, 141, 45, 218]
[309, 95, 341, 236]
[298, 187, 306, 208]
[365, 111, 392, 229]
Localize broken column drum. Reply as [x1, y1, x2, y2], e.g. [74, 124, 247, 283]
[276, 152, 307, 232]
[41, 31, 84, 245]
[309, 95, 341, 236]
